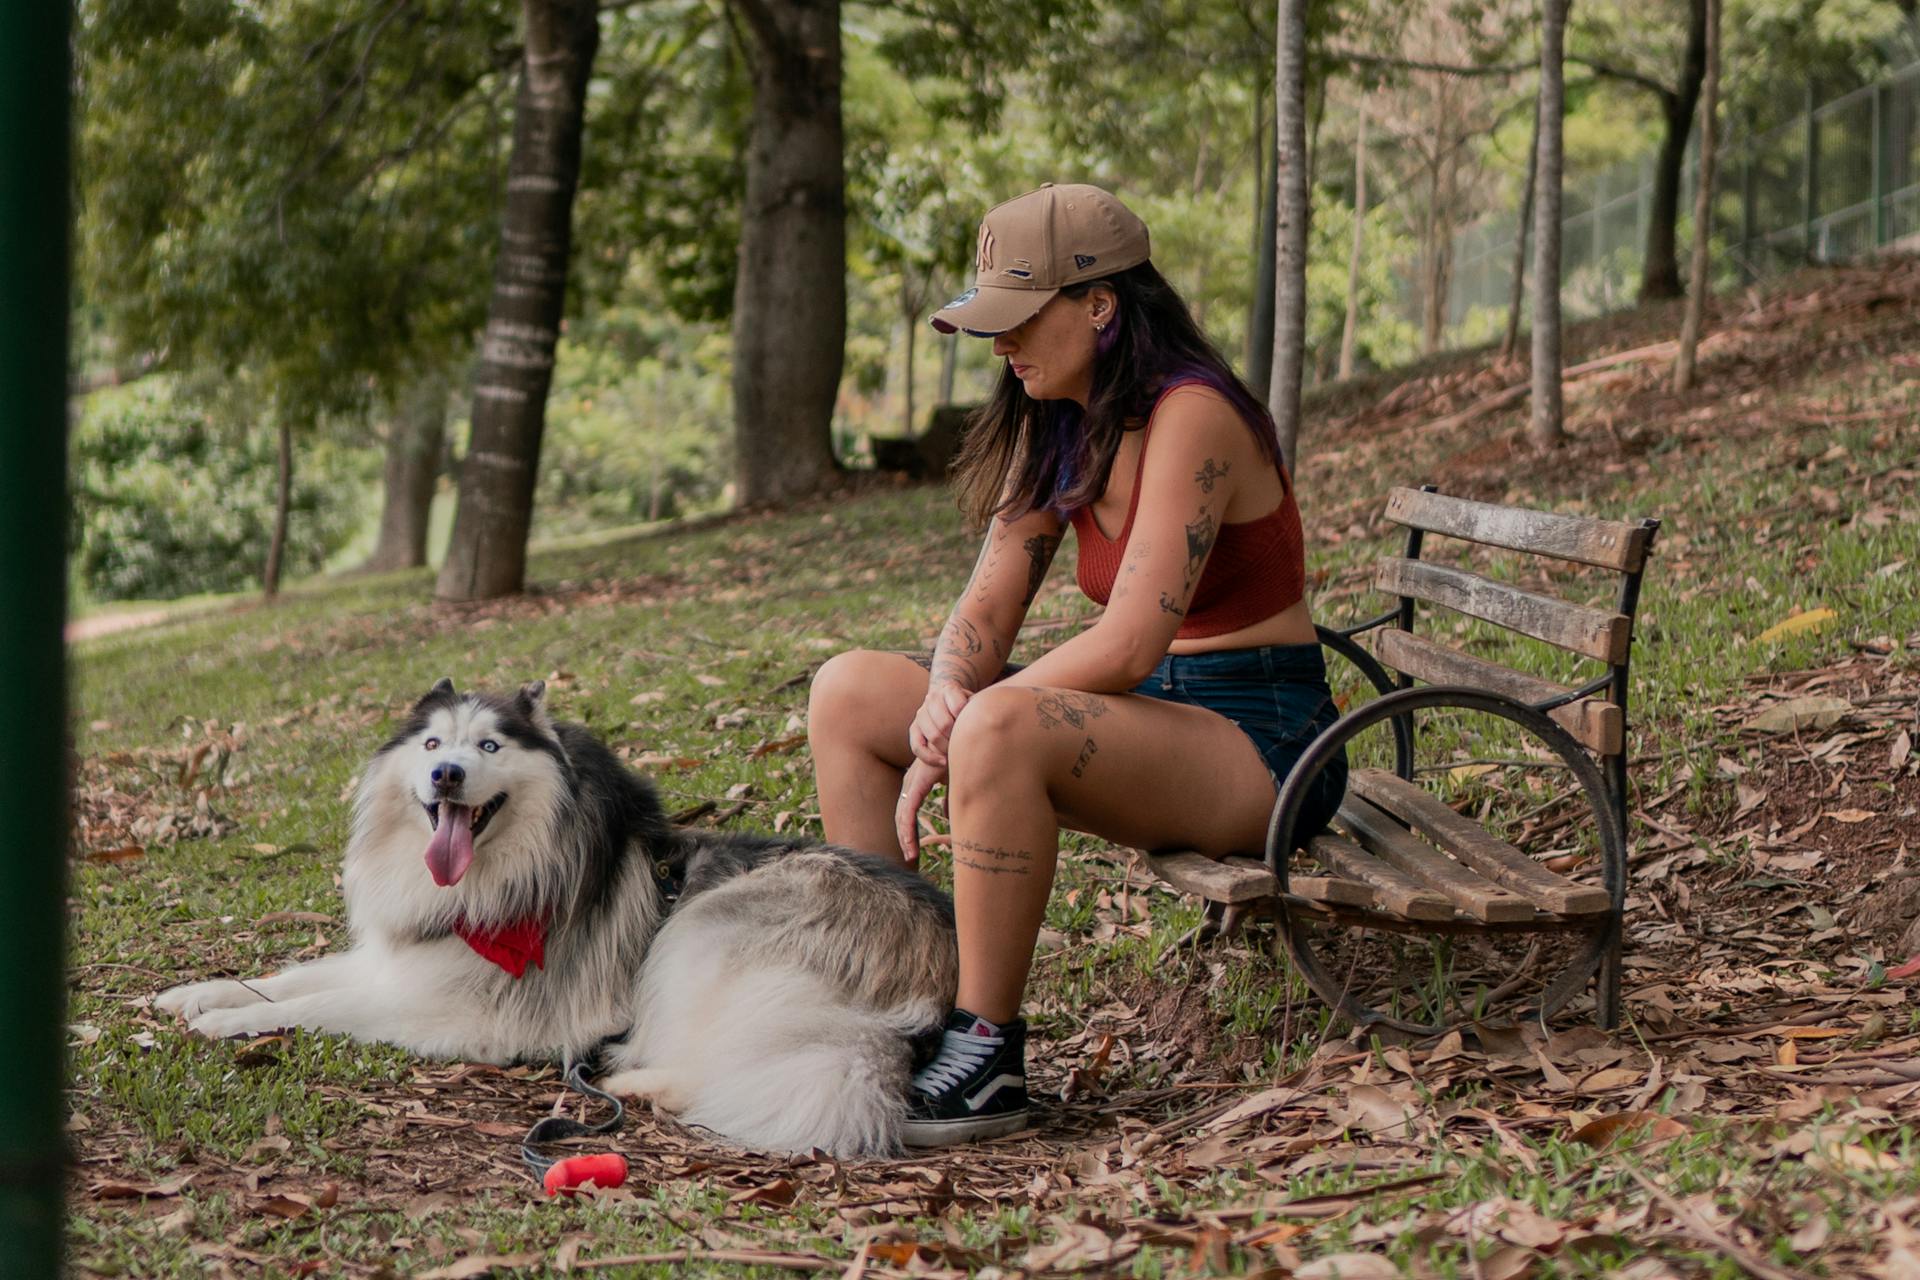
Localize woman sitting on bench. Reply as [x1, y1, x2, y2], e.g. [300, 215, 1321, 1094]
[808, 183, 1348, 1146]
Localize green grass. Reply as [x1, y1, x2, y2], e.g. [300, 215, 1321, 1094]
[67, 293, 1920, 1275]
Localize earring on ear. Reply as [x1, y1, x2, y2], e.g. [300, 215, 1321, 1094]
[1093, 321, 1107, 333]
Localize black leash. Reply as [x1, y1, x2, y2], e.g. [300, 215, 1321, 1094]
[521, 1060, 625, 1181]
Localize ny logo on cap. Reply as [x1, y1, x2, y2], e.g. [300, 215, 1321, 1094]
[976, 225, 995, 272]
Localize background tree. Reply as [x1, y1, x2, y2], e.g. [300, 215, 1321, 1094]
[1531, 0, 1570, 450]
[1337, 103, 1368, 380]
[727, 0, 847, 506]
[1270, 0, 1310, 470]
[1672, 0, 1720, 391]
[437, 0, 601, 602]
[77, 0, 513, 595]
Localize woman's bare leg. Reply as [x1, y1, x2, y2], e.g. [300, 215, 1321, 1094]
[944, 685, 1278, 1022]
[807, 650, 930, 861]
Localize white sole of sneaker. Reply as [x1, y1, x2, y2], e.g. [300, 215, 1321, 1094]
[900, 1110, 1031, 1147]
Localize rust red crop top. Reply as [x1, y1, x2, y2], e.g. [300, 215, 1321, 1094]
[1070, 379, 1306, 640]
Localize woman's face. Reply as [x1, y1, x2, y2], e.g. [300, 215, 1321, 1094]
[991, 288, 1113, 406]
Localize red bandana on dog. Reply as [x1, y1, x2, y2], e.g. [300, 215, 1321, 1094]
[454, 916, 547, 978]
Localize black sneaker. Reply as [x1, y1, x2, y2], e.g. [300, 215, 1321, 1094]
[901, 1009, 1030, 1147]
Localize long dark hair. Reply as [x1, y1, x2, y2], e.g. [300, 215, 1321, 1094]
[950, 260, 1282, 527]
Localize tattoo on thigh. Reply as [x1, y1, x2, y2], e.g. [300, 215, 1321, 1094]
[1021, 533, 1061, 608]
[953, 837, 1038, 878]
[1034, 690, 1109, 732]
[1071, 736, 1099, 778]
[1194, 458, 1232, 493]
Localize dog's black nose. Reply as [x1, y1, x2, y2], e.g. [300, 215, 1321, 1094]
[431, 762, 465, 793]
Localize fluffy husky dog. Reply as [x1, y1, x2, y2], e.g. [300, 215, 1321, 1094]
[157, 678, 959, 1156]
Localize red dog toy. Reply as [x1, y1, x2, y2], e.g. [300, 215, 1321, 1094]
[542, 1153, 629, 1197]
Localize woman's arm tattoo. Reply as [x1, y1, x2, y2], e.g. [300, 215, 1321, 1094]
[1194, 458, 1232, 493]
[930, 613, 997, 690]
[1020, 533, 1061, 608]
[1183, 512, 1219, 589]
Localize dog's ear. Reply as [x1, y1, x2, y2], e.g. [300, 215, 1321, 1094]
[416, 677, 456, 709]
[516, 679, 547, 711]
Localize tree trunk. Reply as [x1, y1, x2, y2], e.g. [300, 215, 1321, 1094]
[1267, 0, 1309, 472]
[937, 331, 956, 406]
[364, 369, 450, 573]
[1502, 92, 1542, 361]
[1530, 0, 1570, 451]
[1640, 0, 1708, 301]
[435, 0, 599, 603]
[902, 280, 917, 438]
[730, 0, 846, 506]
[263, 417, 292, 598]
[1337, 104, 1368, 381]
[1672, 0, 1719, 393]
[1247, 88, 1277, 401]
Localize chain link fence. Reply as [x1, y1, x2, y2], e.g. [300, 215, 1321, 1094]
[1434, 60, 1920, 344]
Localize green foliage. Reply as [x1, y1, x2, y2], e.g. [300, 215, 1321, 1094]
[70, 384, 366, 603]
[531, 302, 735, 534]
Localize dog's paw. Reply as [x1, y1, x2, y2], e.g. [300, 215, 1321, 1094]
[156, 979, 268, 1021]
[187, 1003, 288, 1041]
[598, 1068, 689, 1112]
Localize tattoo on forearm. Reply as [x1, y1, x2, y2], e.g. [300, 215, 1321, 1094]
[930, 613, 997, 689]
[1194, 458, 1232, 493]
[954, 838, 1040, 878]
[1020, 533, 1060, 608]
[1111, 539, 1149, 601]
[1034, 690, 1109, 732]
[1158, 592, 1187, 618]
[1071, 736, 1099, 778]
[968, 531, 1005, 604]
[1183, 512, 1219, 588]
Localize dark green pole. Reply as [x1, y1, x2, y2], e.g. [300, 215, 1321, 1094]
[0, 2, 73, 1277]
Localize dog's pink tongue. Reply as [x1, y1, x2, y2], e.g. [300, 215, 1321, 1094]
[425, 804, 476, 887]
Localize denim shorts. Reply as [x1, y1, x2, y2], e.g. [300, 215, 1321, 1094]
[1129, 641, 1349, 838]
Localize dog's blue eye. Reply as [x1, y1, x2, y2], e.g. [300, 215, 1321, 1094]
[423, 737, 440, 751]
[480, 739, 500, 753]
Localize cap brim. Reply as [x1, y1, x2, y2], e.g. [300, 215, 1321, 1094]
[928, 284, 1058, 337]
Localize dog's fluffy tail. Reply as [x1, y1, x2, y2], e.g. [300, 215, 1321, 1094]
[613, 965, 938, 1158]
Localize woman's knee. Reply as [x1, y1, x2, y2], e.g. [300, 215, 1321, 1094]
[948, 686, 1048, 783]
[808, 650, 914, 751]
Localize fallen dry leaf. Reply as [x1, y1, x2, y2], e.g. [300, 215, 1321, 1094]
[416, 1253, 545, 1280]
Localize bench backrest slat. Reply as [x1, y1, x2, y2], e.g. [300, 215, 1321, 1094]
[1373, 557, 1632, 665]
[1369, 628, 1623, 755]
[1385, 486, 1654, 572]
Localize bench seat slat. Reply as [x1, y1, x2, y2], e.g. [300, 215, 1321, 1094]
[1384, 487, 1654, 572]
[1306, 833, 1456, 920]
[1348, 770, 1612, 915]
[1135, 850, 1276, 903]
[1336, 797, 1537, 922]
[1369, 628, 1623, 755]
[1374, 557, 1631, 664]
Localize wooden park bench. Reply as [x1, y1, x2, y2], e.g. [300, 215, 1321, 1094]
[1138, 486, 1661, 1034]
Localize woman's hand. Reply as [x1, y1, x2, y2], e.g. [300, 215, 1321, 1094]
[908, 681, 972, 768]
[895, 757, 947, 865]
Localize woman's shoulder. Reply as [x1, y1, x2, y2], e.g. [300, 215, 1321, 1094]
[1146, 379, 1256, 450]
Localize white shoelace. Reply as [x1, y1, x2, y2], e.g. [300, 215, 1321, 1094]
[911, 1028, 1000, 1094]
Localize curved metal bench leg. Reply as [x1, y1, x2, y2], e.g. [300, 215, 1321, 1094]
[1596, 917, 1624, 1029]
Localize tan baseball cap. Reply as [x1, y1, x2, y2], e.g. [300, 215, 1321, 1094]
[929, 182, 1151, 336]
